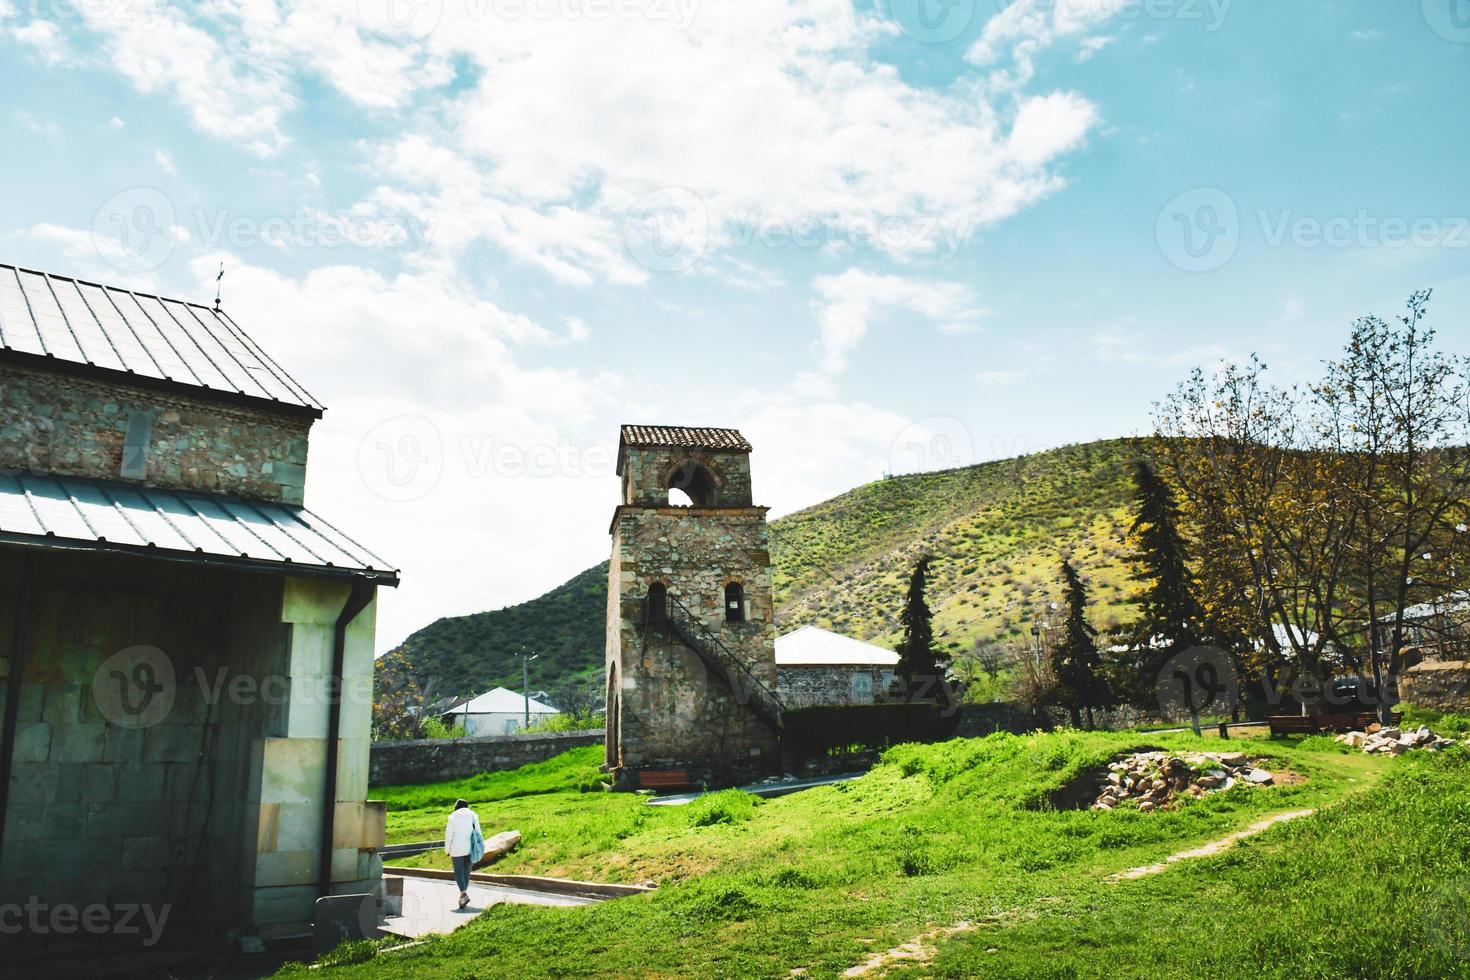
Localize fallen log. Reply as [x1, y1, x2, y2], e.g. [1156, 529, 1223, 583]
[474, 829, 521, 869]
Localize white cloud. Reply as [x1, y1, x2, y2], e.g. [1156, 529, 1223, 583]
[11, 18, 68, 65]
[154, 149, 177, 176]
[108, 115, 125, 128]
[1351, 29, 1384, 41]
[811, 269, 983, 373]
[967, 0, 1119, 88]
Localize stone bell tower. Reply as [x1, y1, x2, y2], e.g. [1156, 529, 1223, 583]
[605, 425, 782, 790]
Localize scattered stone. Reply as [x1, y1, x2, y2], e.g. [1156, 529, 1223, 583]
[1084, 750, 1284, 813]
[1336, 724, 1458, 755]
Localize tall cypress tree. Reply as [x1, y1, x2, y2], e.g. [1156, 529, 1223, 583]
[1052, 559, 1111, 728]
[893, 555, 950, 704]
[1127, 458, 1206, 650]
[1115, 459, 1210, 706]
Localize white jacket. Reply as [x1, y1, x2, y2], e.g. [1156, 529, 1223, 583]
[444, 808, 482, 858]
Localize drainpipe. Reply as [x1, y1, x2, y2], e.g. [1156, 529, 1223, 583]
[0, 555, 33, 857]
[319, 577, 374, 898]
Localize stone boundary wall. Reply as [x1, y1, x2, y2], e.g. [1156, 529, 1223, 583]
[953, 702, 1056, 737]
[1398, 661, 1470, 713]
[369, 729, 604, 786]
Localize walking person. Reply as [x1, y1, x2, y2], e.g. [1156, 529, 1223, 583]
[444, 798, 484, 910]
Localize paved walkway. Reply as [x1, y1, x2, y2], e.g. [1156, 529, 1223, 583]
[647, 771, 867, 806]
[382, 876, 597, 938]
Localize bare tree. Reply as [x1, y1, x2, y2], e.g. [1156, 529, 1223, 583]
[1318, 291, 1470, 722]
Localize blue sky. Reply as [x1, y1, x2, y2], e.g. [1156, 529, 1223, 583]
[2, 0, 1467, 652]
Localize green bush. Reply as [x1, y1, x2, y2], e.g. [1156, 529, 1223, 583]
[521, 712, 605, 734]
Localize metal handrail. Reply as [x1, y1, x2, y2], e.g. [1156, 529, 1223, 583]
[650, 592, 785, 721]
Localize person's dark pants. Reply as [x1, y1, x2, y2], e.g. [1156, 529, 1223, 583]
[452, 855, 472, 894]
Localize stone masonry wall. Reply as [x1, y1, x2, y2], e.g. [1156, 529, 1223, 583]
[607, 500, 780, 786]
[622, 447, 753, 507]
[0, 364, 311, 503]
[369, 730, 605, 786]
[1398, 661, 1470, 713]
[777, 666, 893, 708]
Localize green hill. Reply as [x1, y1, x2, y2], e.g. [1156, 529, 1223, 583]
[391, 438, 1143, 696]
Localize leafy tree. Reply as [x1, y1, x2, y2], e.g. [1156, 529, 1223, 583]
[1051, 560, 1111, 728]
[373, 646, 429, 740]
[893, 555, 951, 705]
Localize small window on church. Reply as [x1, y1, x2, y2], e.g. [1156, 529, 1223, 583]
[648, 582, 668, 621]
[725, 582, 745, 622]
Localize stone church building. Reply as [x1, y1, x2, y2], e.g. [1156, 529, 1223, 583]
[604, 425, 783, 789]
[0, 263, 397, 956]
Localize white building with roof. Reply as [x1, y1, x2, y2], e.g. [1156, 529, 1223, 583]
[775, 625, 900, 708]
[449, 687, 561, 735]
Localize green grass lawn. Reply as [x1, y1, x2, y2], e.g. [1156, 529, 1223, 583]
[295, 733, 1470, 978]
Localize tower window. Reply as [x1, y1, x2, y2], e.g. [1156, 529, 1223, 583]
[648, 582, 668, 621]
[725, 582, 745, 622]
[667, 461, 717, 507]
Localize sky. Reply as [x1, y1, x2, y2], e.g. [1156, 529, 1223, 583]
[2, 0, 1468, 655]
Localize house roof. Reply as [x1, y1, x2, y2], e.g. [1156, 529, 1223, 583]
[0, 471, 398, 584]
[458, 687, 559, 715]
[1376, 591, 1470, 623]
[0, 263, 324, 415]
[775, 625, 900, 667]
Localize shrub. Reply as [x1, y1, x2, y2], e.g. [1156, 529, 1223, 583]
[687, 789, 757, 828]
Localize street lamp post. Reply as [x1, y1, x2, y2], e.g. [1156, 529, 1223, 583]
[520, 651, 539, 728]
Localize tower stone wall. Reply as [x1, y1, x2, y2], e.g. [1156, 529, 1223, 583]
[605, 426, 780, 788]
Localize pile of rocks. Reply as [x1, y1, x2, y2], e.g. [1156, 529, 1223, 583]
[1091, 751, 1274, 813]
[1335, 724, 1457, 754]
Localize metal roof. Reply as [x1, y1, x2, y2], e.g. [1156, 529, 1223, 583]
[775, 625, 899, 667]
[458, 687, 559, 715]
[0, 263, 324, 414]
[0, 471, 397, 584]
[620, 425, 752, 453]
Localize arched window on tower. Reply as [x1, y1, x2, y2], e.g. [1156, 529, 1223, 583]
[725, 582, 745, 622]
[648, 582, 668, 622]
[667, 461, 717, 507]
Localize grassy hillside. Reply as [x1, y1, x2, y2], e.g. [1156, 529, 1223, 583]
[396, 562, 607, 700]
[392, 438, 1143, 696]
[288, 734, 1470, 978]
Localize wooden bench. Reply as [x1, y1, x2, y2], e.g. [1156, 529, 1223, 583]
[1268, 711, 1403, 737]
[1267, 715, 1320, 737]
[638, 769, 693, 792]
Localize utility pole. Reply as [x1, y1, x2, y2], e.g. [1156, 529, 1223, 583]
[521, 650, 538, 728]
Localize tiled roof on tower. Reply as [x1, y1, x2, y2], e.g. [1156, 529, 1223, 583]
[619, 425, 752, 452]
[0, 263, 324, 414]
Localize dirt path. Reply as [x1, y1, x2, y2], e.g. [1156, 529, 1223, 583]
[1110, 808, 1317, 880]
[837, 809, 1320, 977]
[839, 922, 979, 977]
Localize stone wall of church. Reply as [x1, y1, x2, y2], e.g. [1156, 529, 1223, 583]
[0, 364, 311, 503]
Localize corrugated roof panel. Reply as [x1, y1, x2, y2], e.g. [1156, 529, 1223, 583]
[16, 269, 86, 362]
[76, 281, 164, 379]
[17, 474, 96, 540]
[132, 294, 233, 390]
[0, 474, 44, 536]
[0, 268, 46, 356]
[0, 473, 396, 582]
[52, 278, 128, 373]
[59, 477, 149, 546]
[95, 483, 201, 552]
[0, 263, 325, 413]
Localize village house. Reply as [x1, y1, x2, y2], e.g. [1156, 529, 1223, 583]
[445, 687, 560, 736]
[775, 625, 899, 708]
[0, 264, 398, 957]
